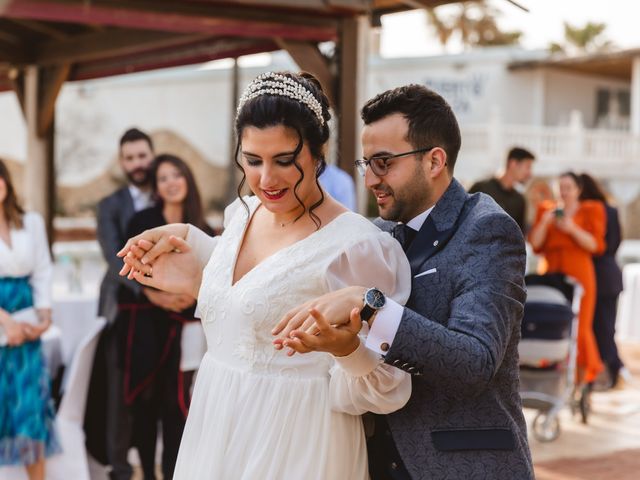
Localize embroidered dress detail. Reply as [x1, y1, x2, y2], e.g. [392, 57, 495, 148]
[0, 277, 60, 466]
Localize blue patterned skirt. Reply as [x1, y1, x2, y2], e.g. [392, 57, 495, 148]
[0, 276, 61, 466]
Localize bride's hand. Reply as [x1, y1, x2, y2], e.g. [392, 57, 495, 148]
[118, 223, 189, 276]
[125, 236, 203, 298]
[282, 307, 362, 357]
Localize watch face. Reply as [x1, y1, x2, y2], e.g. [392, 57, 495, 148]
[365, 288, 386, 309]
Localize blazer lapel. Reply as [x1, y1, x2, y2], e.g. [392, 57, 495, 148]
[119, 187, 136, 233]
[406, 179, 468, 275]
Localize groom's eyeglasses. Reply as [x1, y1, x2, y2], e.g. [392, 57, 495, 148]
[355, 147, 436, 177]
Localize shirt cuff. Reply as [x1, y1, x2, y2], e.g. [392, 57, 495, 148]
[334, 338, 381, 377]
[365, 298, 403, 355]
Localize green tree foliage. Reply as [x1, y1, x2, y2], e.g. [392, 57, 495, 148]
[427, 1, 522, 49]
[549, 21, 614, 55]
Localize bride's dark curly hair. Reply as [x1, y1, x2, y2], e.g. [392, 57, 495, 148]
[234, 71, 332, 228]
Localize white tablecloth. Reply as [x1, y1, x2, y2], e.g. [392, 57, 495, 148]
[52, 294, 99, 367]
[617, 263, 640, 342]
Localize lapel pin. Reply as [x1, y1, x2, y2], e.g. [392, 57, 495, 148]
[433, 240, 439, 247]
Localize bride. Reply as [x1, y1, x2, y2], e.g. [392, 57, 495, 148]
[118, 71, 411, 479]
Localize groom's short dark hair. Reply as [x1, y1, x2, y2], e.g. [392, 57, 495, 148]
[361, 85, 461, 173]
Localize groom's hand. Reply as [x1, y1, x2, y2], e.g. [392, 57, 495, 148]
[272, 286, 365, 349]
[117, 223, 189, 276]
[281, 307, 362, 357]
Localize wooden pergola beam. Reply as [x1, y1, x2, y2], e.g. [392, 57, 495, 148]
[0, 38, 30, 63]
[35, 29, 209, 65]
[0, 0, 338, 42]
[8, 67, 25, 116]
[276, 39, 336, 106]
[71, 37, 279, 81]
[9, 18, 71, 40]
[37, 64, 70, 136]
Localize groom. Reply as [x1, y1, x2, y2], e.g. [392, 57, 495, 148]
[275, 85, 534, 479]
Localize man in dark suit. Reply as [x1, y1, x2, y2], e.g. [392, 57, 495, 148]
[277, 85, 534, 479]
[87, 128, 155, 480]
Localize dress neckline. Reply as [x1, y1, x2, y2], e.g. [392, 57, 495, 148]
[230, 198, 351, 288]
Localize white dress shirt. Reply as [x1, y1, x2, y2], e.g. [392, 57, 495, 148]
[365, 206, 434, 355]
[128, 185, 153, 212]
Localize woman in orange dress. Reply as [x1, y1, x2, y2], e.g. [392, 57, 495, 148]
[529, 171, 606, 384]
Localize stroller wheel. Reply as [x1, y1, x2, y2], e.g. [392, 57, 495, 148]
[532, 412, 560, 442]
[579, 384, 592, 424]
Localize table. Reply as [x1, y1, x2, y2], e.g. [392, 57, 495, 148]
[617, 263, 640, 342]
[52, 293, 100, 367]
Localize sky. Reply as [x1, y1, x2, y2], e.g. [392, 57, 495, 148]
[381, 0, 640, 57]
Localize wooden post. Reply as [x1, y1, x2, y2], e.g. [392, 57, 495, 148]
[22, 64, 68, 242]
[24, 65, 49, 219]
[631, 56, 640, 136]
[225, 58, 240, 204]
[337, 15, 368, 212]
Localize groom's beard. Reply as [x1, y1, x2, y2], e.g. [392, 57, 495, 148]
[126, 167, 150, 187]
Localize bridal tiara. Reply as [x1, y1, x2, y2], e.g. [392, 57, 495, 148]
[237, 72, 326, 126]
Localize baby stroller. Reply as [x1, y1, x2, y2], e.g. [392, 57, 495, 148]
[518, 273, 588, 442]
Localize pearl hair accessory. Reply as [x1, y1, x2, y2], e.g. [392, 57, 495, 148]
[237, 72, 325, 126]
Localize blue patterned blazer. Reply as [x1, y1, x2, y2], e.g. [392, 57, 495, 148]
[375, 179, 534, 479]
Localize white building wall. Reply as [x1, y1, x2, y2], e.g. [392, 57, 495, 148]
[542, 69, 629, 127]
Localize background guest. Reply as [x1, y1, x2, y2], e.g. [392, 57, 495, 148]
[116, 153, 212, 480]
[529, 171, 606, 385]
[580, 173, 626, 388]
[85, 128, 155, 478]
[469, 146, 535, 233]
[319, 163, 357, 211]
[0, 158, 59, 480]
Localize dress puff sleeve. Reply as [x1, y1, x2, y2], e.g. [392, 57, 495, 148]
[580, 200, 607, 255]
[186, 197, 247, 267]
[26, 212, 53, 309]
[325, 230, 412, 415]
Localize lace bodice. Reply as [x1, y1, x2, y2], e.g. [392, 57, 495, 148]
[196, 197, 409, 378]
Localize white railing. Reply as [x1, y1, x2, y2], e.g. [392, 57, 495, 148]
[457, 112, 640, 182]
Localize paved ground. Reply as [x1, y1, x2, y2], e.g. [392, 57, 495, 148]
[530, 342, 640, 479]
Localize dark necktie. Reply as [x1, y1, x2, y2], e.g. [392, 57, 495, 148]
[392, 223, 417, 252]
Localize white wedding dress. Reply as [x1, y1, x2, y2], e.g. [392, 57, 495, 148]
[173, 197, 412, 480]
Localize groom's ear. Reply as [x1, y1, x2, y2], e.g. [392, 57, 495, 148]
[428, 147, 448, 178]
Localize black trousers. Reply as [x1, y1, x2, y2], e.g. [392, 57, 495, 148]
[593, 294, 624, 383]
[367, 415, 412, 480]
[131, 363, 191, 480]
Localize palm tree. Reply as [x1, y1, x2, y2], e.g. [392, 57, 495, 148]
[426, 1, 522, 50]
[549, 21, 613, 55]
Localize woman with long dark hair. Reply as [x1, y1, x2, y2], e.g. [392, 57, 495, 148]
[529, 171, 606, 386]
[115, 154, 212, 480]
[579, 173, 625, 388]
[0, 158, 59, 479]
[117, 72, 412, 479]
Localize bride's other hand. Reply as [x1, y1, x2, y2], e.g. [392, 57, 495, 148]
[117, 223, 189, 262]
[128, 236, 203, 298]
[282, 308, 362, 357]
[272, 286, 364, 346]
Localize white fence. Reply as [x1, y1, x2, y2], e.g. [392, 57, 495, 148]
[457, 112, 640, 183]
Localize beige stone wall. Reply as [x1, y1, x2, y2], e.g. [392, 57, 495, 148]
[54, 129, 229, 217]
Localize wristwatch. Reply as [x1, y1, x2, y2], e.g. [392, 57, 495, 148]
[360, 287, 386, 322]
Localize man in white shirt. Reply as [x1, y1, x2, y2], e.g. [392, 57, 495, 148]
[274, 85, 534, 479]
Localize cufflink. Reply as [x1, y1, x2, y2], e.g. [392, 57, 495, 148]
[380, 342, 390, 352]
[433, 240, 439, 247]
